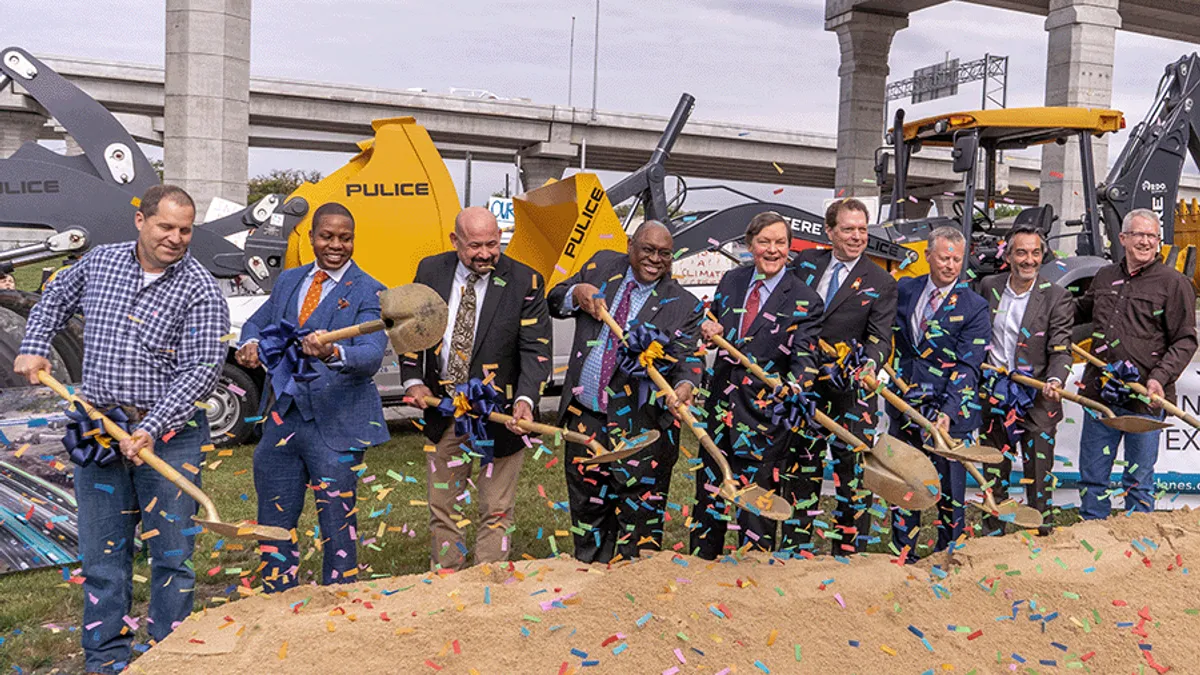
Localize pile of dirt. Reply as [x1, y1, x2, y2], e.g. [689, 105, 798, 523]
[135, 509, 1199, 674]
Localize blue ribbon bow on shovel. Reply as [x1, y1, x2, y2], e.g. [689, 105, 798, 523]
[258, 319, 321, 409]
[434, 378, 505, 464]
[1098, 360, 1141, 406]
[982, 368, 1037, 445]
[62, 402, 131, 468]
[616, 325, 672, 409]
[819, 339, 871, 391]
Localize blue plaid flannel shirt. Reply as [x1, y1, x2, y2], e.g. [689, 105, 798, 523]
[20, 242, 230, 440]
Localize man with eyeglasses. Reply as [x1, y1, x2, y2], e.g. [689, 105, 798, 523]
[1075, 208, 1197, 520]
[548, 221, 704, 563]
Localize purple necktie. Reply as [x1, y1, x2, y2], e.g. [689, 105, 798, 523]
[598, 280, 636, 405]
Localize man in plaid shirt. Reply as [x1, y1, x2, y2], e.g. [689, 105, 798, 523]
[14, 184, 229, 674]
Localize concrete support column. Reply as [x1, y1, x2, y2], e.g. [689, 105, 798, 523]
[826, 9, 908, 199]
[64, 134, 84, 157]
[1041, 0, 1120, 235]
[519, 141, 576, 192]
[164, 0, 251, 218]
[0, 110, 47, 158]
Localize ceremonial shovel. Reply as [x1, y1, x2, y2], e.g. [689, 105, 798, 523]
[597, 307, 793, 521]
[414, 395, 660, 463]
[1069, 343, 1200, 430]
[981, 363, 1169, 434]
[38, 372, 292, 541]
[703, 317, 939, 510]
[823, 344, 1044, 529]
[877, 362, 1005, 465]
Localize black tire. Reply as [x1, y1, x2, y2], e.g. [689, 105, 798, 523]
[204, 362, 261, 447]
[0, 290, 85, 388]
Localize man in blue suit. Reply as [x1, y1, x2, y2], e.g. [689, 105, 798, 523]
[889, 225, 990, 564]
[235, 202, 388, 592]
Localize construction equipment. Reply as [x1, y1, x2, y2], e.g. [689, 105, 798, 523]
[981, 363, 1169, 433]
[704, 327, 939, 510]
[596, 306, 793, 521]
[36, 371, 291, 541]
[878, 53, 1200, 295]
[1070, 344, 1200, 430]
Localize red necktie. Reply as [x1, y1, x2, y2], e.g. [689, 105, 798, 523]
[298, 270, 329, 326]
[741, 280, 765, 338]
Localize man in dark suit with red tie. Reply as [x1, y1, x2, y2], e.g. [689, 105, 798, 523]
[548, 221, 705, 564]
[784, 198, 897, 555]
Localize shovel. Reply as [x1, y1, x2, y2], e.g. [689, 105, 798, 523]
[1069, 343, 1200, 430]
[819, 343, 1043, 528]
[313, 282, 449, 354]
[981, 363, 1169, 433]
[703, 322, 939, 510]
[414, 395, 660, 464]
[597, 307, 792, 521]
[38, 371, 292, 541]
[876, 362, 1004, 464]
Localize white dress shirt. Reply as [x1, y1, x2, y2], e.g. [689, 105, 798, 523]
[910, 277, 957, 339]
[740, 267, 786, 338]
[989, 277, 1033, 370]
[815, 255, 861, 303]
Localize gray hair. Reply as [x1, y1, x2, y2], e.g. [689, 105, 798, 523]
[927, 225, 966, 252]
[1122, 208, 1161, 233]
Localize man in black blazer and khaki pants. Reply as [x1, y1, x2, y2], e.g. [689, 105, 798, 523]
[978, 224, 1073, 535]
[785, 198, 897, 555]
[548, 221, 704, 564]
[403, 206, 551, 571]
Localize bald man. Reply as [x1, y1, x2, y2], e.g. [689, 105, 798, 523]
[402, 206, 552, 571]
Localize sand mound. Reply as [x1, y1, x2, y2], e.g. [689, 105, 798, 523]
[134, 510, 1200, 674]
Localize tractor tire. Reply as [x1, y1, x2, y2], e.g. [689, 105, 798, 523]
[203, 363, 260, 448]
[0, 290, 85, 389]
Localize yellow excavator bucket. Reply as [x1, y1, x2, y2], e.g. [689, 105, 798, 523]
[284, 117, 460, 288]
[504, 173, 628, 291]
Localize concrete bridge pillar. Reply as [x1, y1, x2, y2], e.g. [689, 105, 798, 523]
[164, 0, 251, 217]
[826, 7, 908, 200]
[519, 142, 576, 192]
[0, 109, 47, 158]
[1041, 0, 1120, 237]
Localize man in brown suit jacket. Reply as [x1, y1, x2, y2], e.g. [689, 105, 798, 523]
[978, 224, 1074, 535]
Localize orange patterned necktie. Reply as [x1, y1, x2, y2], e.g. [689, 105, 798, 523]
[298, 270, 329, 326]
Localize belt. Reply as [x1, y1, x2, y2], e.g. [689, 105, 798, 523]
[117, 405, 149, 425]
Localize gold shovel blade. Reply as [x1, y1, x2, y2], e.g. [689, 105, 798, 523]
[929, 442, 1005, 464]
[381, 283, 450, 354]
[721, 483, 793, 521]
[1101, 416, 1171, 433]
[196, 518, 293, 542]
[863, 433, 941, 509]
[577, 430, 662, 465]
[969, 500, 1044, 529]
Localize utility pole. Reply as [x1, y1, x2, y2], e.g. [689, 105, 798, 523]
[590, 0, 599, 121]
[568, 16, 576, 107]
[463, 151, 472, 207]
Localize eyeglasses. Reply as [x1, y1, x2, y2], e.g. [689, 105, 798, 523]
[1121, 231, 1161, 242]
[637, 244, 674, 261]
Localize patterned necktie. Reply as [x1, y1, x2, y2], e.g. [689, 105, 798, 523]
[825, 261, 845, 302]
[597, 280, 636, 398]
[918, 287, 943, 336]
[298, 269, 329, 326]
[447, 272, 482, 388]
[741, 279, 765, 338]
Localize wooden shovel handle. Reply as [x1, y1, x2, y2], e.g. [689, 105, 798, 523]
[707, 324, 866, 452]
[316, 319, 388, 344]
[817, 339, 940, 441]
[1070, 343, 1200, 429]
[599, 307, 737, 484]
[981, 363, 1117, 419]
[418, 395, 608, 455]
[37, 371, 221, 522]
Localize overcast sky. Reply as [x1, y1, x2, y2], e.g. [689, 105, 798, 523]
[9, 0, 1200, 211]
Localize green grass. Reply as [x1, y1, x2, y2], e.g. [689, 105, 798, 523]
[0, 424, 1080, 673]
[9, 257, 64, 293]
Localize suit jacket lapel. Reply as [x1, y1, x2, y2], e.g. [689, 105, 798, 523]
[471, 257, 508, 367]
[720, 266, 751, 335]
[281, 264, 312, 323]
[986, 275, 1004, 315]
[747, 271, 795, 338]
[899, 275, 925, 348]
[435, 254, 457, 304]
[824, 257, 863, 314]
[809, 250, 831, 286]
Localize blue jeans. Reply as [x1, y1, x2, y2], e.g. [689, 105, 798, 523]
[74, 411, 207, 674]
[254, 406, 363, 593]
[1078, 405, 1164, 519]
[890, 422, 967, 564]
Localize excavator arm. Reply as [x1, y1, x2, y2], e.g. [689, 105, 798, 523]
[1099, 53, 1200, 260]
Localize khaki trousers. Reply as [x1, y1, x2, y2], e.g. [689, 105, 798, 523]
[427, 426, 525, 571]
